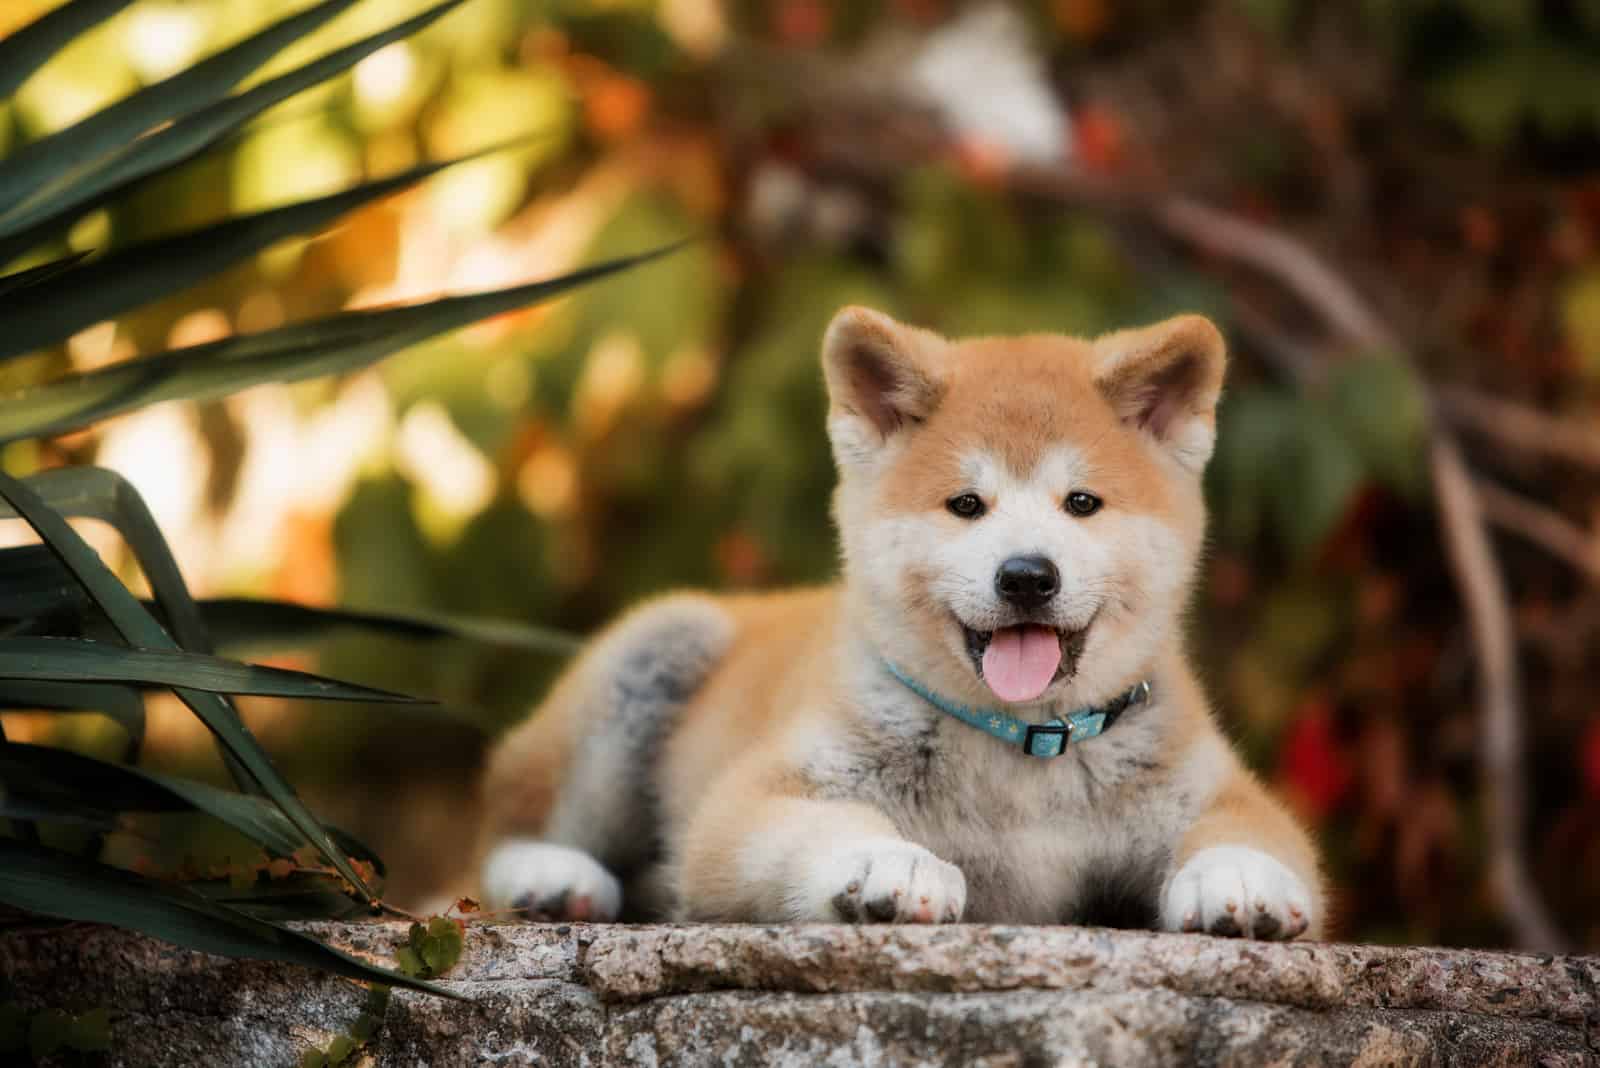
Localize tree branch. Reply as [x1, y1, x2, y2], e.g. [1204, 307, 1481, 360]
[1476, 479, 1600, 582]
[1137, 187, 1571, 954]
[1436, 386, 1600, 472]
[1135, 199, 1569, 952]
[1153, 195, 1401, 351]
[1429, 441, 1568, 952]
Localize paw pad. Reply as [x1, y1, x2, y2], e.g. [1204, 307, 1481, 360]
[805, 838, 966, 925]
[1160, 846, 1314, 942]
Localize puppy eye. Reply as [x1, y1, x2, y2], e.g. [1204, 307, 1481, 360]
[946, 493, 985, 519]
[1064, 491, 1102, 517]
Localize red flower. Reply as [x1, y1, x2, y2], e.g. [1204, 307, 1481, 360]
[1277, 698, 1354, 821]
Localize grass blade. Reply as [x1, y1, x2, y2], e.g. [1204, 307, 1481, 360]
[0, 241, 687, 441]
[0, 146, 510, 362]
[0, 0, 467, 260]
[0, 637, 432, 704]
[0, 469, 378, 903]
[179, 597, 582, 655]
[0, 0, 138, 100]
[0, 0, 360, 211]
[0, 838, 454, 996]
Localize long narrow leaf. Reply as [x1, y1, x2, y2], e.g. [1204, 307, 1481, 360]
[0, 241, 687, 441]
[187, 871, 375, 922]
[0, 251, 89, 297]
[0, 145, 508, 361]
[0, 839, 452, 996]
[0, 0, 360, 211]
[0, 680, 145, 749]
[178, 597, 582, 655]
[0, 0, 138, 100]
[15, 467, 212, 652]
[0, 470, 378, 902]
[0, 742, 382, 870]
[0, 543, 89, 621]
[0, 797, 114, 830]
[12, 466, 224, 774]
[0, 637, 431, 704]
[0, 0, 467, 262]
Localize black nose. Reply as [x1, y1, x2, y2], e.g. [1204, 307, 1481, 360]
[995, 555, 1060, 608]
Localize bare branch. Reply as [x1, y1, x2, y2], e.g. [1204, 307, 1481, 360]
[1138, 185, 1570, 954]
[1169, 185, 1570, 952]
[1154, 196, 1401, 351]
[1476, 479, 1600, 582]
[1431, 441, 1569, 953]
[1437, 386, 1600, 472]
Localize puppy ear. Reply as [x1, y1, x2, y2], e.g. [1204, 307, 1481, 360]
[1093, 314, 1227, 471]
[821, 306, 944, 458]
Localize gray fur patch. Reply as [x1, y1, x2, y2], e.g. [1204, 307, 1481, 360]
[544, 599, 734, 889]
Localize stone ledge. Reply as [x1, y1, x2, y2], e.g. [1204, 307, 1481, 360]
[3, 921, 1596, 1065]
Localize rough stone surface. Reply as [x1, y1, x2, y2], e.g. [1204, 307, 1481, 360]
[2, 921, 1595, 1066]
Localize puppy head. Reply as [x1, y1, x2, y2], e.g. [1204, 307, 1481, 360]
[822, 306, 1225, 711]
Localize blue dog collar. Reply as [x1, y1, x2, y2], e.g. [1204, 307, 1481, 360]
[882, 661, 1151, 758]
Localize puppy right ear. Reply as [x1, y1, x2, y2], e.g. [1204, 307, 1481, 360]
[821, 306, 944, 460]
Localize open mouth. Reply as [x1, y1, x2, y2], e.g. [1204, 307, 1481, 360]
[963, 622, 1090, 704]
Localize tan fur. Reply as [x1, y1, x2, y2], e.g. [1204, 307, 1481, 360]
[476, 310, 1325, 938]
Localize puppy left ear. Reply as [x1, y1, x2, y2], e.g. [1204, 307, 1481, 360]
[1093, 314, 1227, 471]
[821, 306, 945, 465]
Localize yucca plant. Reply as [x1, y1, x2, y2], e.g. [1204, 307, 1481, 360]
[0, 0, 679, 1001]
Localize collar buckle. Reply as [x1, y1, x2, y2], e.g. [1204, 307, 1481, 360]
[1021, 720, 1071, 758]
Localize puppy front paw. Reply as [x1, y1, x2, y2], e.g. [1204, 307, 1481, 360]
[796, 838, 966, 923]
[481, 839, 622, 922]
[1160, 846, 1313, 940]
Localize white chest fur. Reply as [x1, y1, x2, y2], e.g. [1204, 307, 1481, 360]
[797, 677, 1215, 924]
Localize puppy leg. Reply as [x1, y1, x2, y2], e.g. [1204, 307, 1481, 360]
[1160, 767, 1324, 940]
[478, 595, 733, 921]
[677, 759, 966, 924]
[480, 840, 622, 922]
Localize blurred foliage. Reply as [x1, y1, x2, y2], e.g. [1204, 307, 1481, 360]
[3, 0, 1599, 955]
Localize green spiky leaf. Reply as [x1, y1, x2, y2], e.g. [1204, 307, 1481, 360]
[0, 636, 431, 704]
[0, 0, 137, 100]
[10, 467, 220, 654]
[0, 251, 89, 298]
[0, 0, 361, 215]
[0, 838, 453, 996]
[0, 242, 687, 442]
[0, 469, 376, 901]
[0, 680, 145, 751]
[0, 144, 511, 361]
[0, 742, 381, 870]
[175, 597, 581, 657]
[0, 0, 467, 261]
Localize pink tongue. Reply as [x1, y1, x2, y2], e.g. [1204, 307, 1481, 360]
[981, 625, 1062, 703]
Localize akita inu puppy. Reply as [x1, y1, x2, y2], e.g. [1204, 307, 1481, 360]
[476, 308, 1323, 938]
